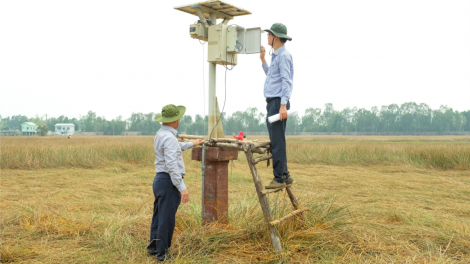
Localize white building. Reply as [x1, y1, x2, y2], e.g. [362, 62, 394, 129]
[55, 123, 75, 135]
[21, 122, 38, 136]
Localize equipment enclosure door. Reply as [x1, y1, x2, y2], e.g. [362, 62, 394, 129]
[245, 27, 261, 54]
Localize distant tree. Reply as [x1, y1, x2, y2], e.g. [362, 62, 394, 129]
[301, 108, 321, 132]
[9, 115, 28, 130]
[0, 115, 9, 130]
[37, 125, 48, 136]
[47, 117, 58, 132]
[3, 103, 470, 136]
[379, 104, 399, 133]
[399, 102, 419, 134]
[340, 108, 354, 133]
[187, 114, 205, 135]
[286, 113, 301, 134]
[178, 115, 193, 134]
[127, 112, 160, 135]
[83, 111, 97, 132]
[29, 115, 45, 126]
[461, 111, 470, 131]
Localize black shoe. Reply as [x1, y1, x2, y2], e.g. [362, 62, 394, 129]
[156, 254, 172, 262]
[285, 177, 294, 185]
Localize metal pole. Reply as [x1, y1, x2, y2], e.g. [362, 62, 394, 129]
[208, 12, 217, 138]
[201, 144, 206, 224]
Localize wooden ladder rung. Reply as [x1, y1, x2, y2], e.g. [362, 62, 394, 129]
[253, 154, 272, 164]
[261, 182, 294, 195]
[269, 208, 310, 226]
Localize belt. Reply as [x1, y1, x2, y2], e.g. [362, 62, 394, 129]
[156, 172, 184, 179]
[266, 97, 279, 103]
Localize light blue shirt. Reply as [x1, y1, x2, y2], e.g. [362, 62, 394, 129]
[262, 46, 294, 105]
[154, 125, 193, 191]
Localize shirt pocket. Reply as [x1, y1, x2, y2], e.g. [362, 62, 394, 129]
[269, 61, 281, 77]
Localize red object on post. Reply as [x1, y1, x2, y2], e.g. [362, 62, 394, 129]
[233, 131, 244, 141]
[192, 147, 238, 224]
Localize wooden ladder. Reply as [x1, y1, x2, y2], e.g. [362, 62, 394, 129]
[243, 145, 309, 253]
[182, 136, 308, 253]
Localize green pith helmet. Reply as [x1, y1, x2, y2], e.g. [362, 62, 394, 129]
[154, 104, 186, 123]
[263, 23, 292, 41]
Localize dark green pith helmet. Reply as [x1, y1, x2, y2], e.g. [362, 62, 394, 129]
[154, 104, 186, 123]
[264, 23, 292, 41]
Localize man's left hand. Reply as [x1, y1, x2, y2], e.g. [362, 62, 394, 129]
[279, 104, 288, 121]
[192, 139, 205, 146]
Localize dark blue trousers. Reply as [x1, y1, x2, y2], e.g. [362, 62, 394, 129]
[266, 98, 291, 183]
[147, 172, 181, 258]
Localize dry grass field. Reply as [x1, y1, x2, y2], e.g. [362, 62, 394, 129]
[1, 136, 469, 263]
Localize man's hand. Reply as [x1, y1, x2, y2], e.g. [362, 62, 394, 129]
[180, 189, 189, 203]
[279, 104, 288, 121]
[192, 139, 205, 146]
[260, 46, 266, 64]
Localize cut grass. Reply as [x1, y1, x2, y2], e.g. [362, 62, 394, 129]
[1, 164, 469, 262]
[1, 136, 469, 263]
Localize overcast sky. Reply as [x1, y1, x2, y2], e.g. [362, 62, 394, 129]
[1, 0, 469, 120]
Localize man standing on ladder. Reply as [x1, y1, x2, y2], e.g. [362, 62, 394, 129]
[260, 23, 294, 189]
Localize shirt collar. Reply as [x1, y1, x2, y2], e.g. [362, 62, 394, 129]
[273, 45, 285, 55]
[161, 125, 178, 137]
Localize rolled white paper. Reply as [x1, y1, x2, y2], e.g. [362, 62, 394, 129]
[268, 110, 298, 123]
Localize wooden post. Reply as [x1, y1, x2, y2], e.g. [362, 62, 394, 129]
[244, 147, 282, 253]
[285, 186, 299, 210]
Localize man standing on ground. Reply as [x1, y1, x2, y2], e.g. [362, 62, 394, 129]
[148, 104, 204, 261]
[260, 23, 294, 189]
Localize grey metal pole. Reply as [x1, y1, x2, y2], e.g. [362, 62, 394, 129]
[201, 144, 206, 224]
[208, 12, 217, 138]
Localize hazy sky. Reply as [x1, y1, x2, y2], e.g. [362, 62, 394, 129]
[1, 0, 469, 120]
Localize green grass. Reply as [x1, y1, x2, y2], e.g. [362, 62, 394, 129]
[2, 136, 470, 170]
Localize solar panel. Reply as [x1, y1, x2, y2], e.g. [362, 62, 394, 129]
[174, 0, 251, 19]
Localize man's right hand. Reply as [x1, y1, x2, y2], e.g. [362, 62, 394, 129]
[180, 189, 189, 203]
[192, 139, 205, 147]
[260, 46, 266, 64]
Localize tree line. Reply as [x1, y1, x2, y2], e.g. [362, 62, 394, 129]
[1, 102, 469, 135]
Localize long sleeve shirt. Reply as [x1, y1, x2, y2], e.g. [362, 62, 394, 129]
[154, 125, 193, 191]
[262, 46, 294, 105]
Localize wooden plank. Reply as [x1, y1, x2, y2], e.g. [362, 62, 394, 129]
[178, 134, 204, 139]
[209, 138, 262, 144]
[269, 208, 310, 226]
[253, 154, 272, 164]
[261, 182, 293, 195]
[261, 188, 283, 195]
[210, 138, 238, 143]
[252, 141, 271, 148]
[244, 147, 282, 253]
